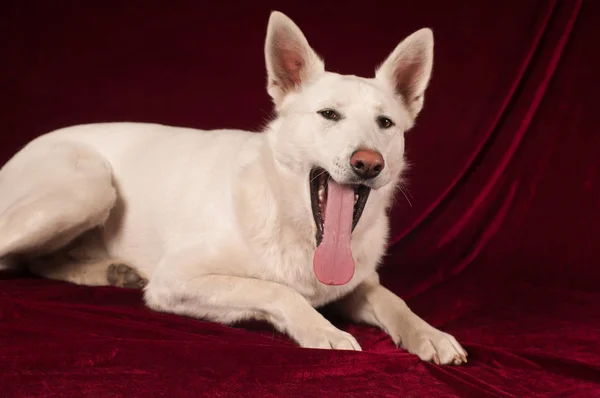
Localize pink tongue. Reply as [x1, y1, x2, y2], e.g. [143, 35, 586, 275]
[313, 180, 355, 285]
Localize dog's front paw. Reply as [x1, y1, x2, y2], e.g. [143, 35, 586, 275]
[400, 327, 467, 365]
[293, 325, 362, 351]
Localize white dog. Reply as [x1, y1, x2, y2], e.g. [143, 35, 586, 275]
[0, 11, 467, 365]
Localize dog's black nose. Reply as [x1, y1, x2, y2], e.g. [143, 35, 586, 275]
[350, 149, 385, 179]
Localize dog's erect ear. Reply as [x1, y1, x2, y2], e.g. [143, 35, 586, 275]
[375, 28, 434, 119]
[265, 11, 325, 107]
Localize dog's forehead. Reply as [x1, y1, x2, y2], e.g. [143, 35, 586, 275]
[311, 73, 399, 112]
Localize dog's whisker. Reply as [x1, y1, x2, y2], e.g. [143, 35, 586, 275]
[405, 186, 414, 201]
[310, 170, 327, 184]
[399, 187, 413, 208]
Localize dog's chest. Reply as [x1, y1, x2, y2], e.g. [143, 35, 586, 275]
[255, 238, 375, 308]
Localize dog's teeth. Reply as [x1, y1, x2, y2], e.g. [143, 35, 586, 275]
[354, 194, 359, 204]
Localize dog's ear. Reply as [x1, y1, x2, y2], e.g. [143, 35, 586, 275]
[375, 28, 434, 119]
[265, 11, 325, 107]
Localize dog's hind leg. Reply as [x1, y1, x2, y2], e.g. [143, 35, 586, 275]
[26, 229, 148, 289]
[0, 139, 118, 285]
[28, 256, 147, 289]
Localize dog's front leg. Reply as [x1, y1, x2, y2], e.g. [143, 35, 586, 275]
[144, 262, 361, 351]
[334, 273, 467, 364]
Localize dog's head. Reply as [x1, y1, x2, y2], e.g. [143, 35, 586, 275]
[263, 12, 434, 284]
[265, 11, 433, 192]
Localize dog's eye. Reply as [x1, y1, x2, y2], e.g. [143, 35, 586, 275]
[318, 109, 341, 121]
[377, 116, 395, 129]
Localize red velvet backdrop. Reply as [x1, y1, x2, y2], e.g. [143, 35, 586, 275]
[1, 0, 599, 396]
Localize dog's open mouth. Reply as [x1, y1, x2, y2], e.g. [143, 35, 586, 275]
[310, 168, 371, 246]
[309, 167, 371, 286]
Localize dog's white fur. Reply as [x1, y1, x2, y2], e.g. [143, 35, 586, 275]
[0, 12, 466, 364]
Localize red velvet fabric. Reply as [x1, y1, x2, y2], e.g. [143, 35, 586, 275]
[1, 0, 599, 396]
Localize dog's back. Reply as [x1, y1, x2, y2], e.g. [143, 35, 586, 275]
[1, 122, 266, 272]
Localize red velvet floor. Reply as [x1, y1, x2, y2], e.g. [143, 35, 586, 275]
[2, 0, 599, 396]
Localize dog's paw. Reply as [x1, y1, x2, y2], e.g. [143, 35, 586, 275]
[400, 327, 467, 365]
[294, 325, 362, 351]
[107, 263, 147, 289]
